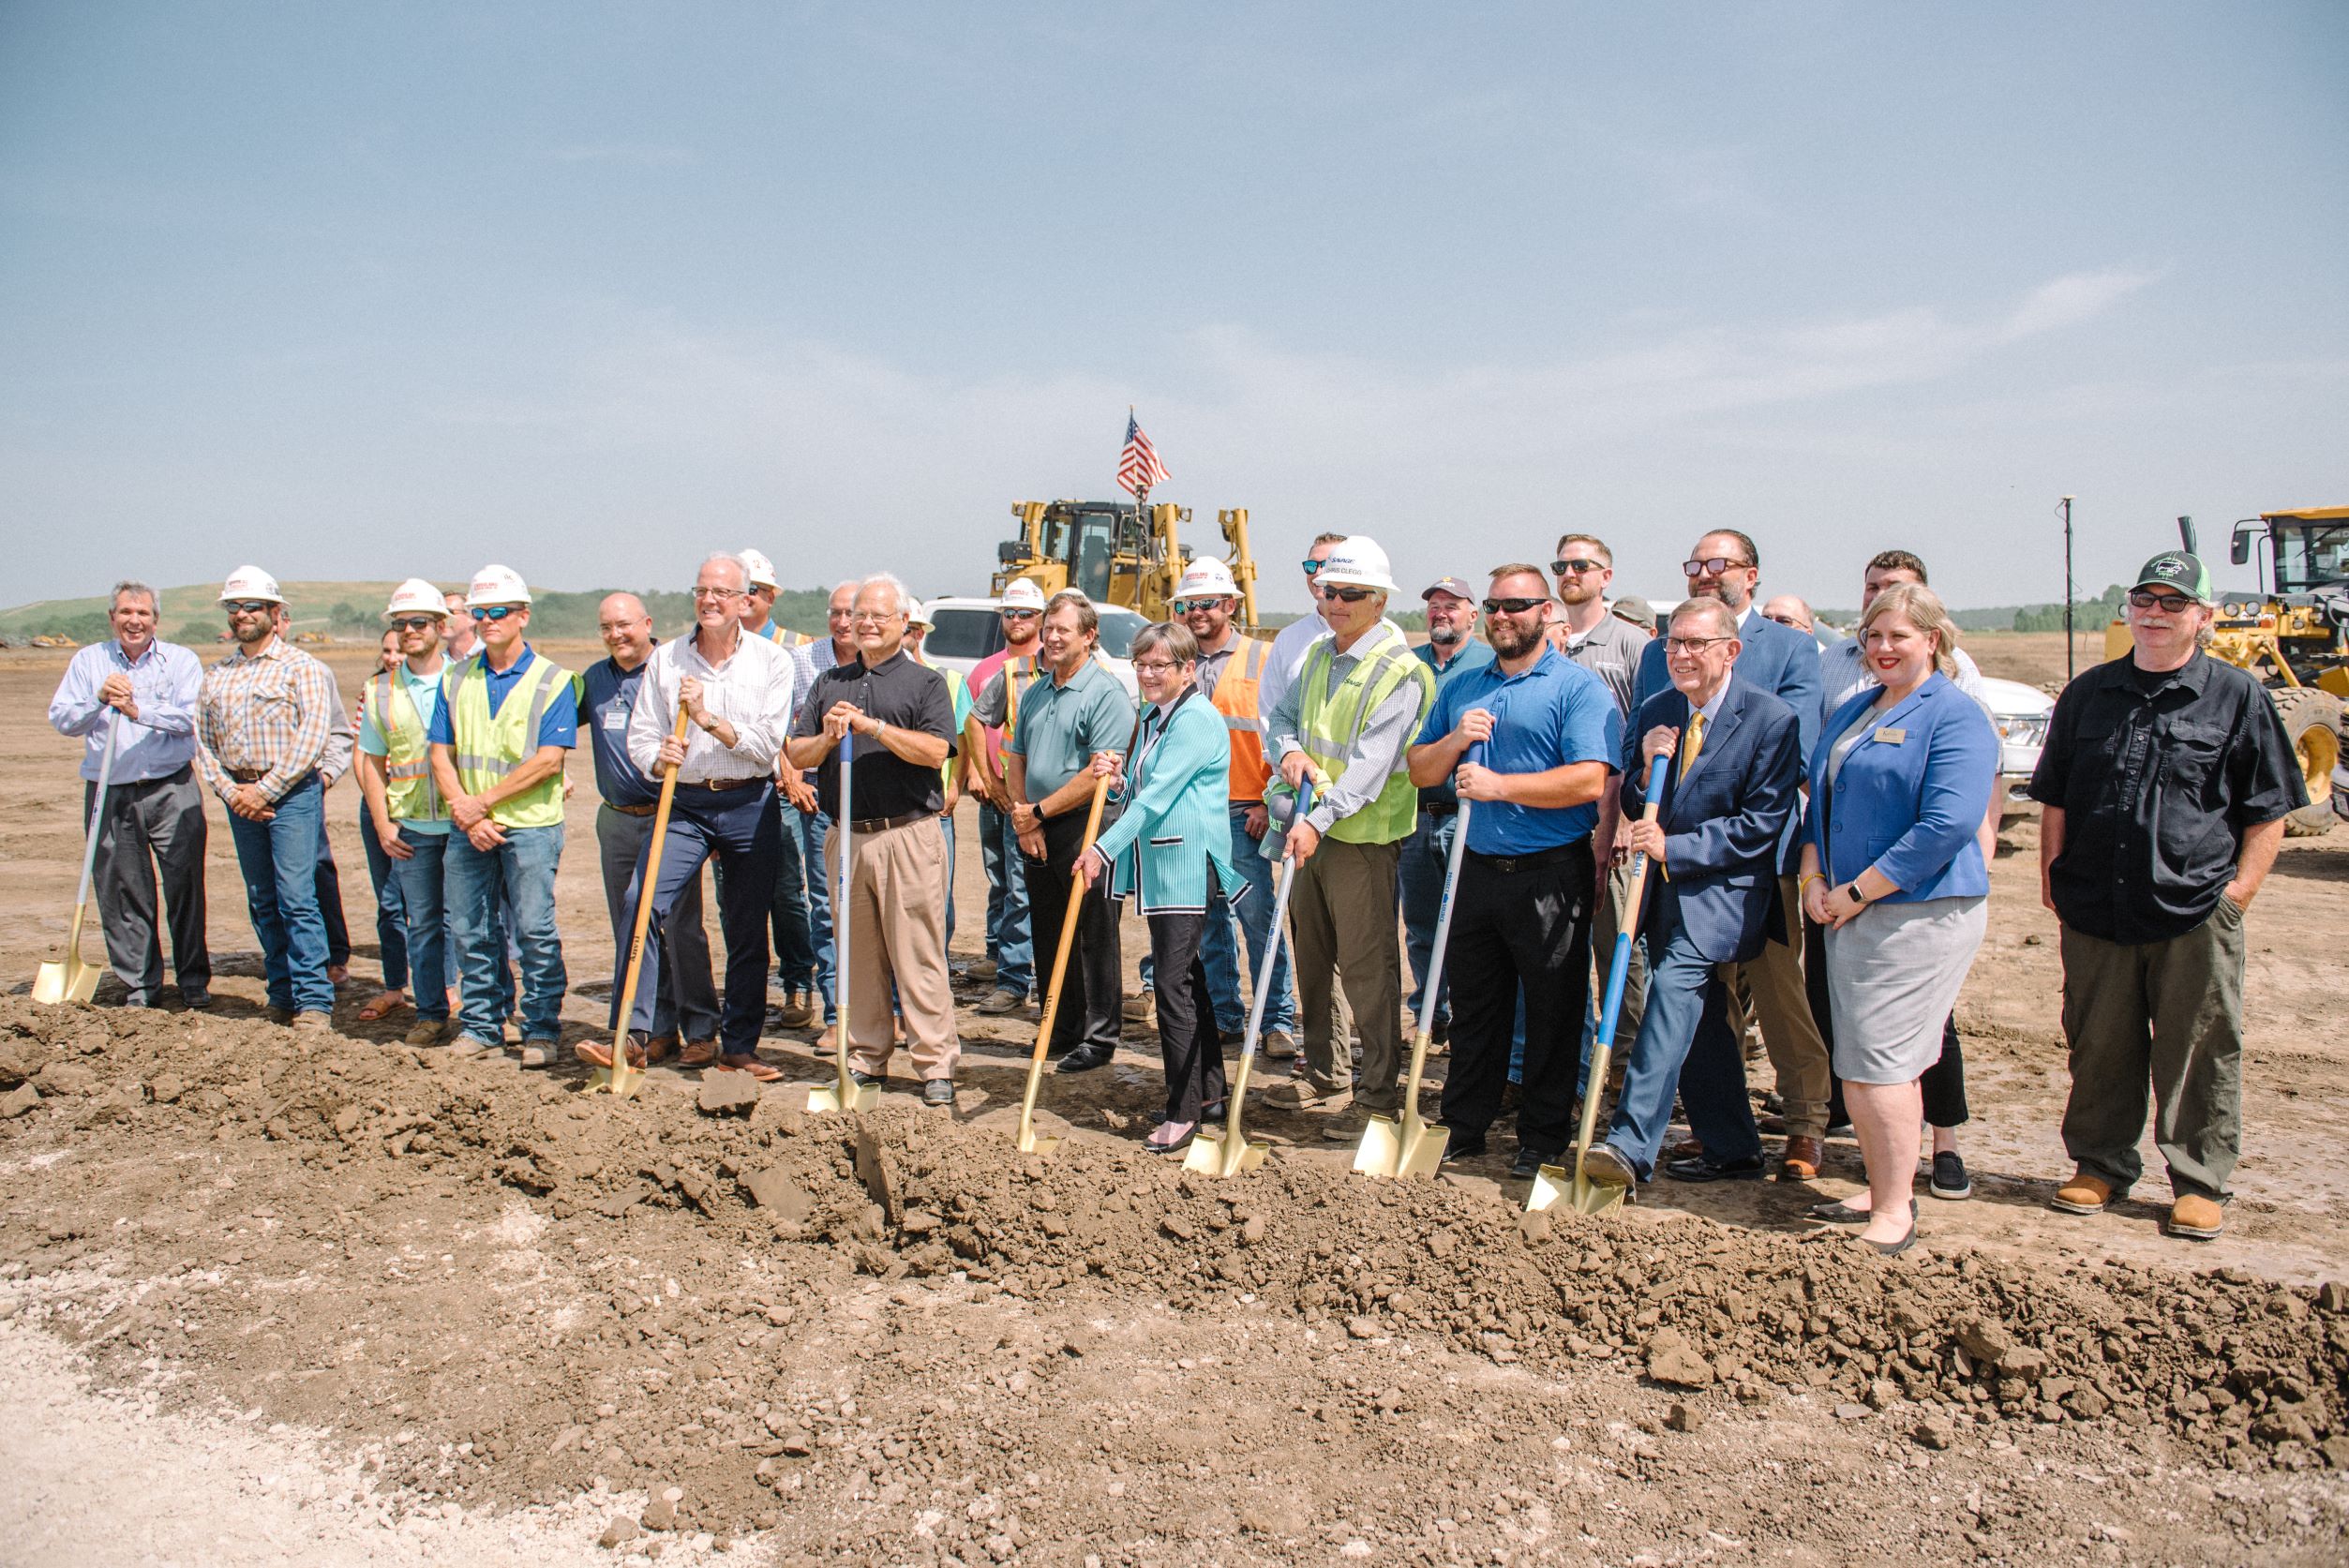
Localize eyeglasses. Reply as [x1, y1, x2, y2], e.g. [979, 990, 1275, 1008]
[388, 616, 439, 632]
[224, 600, 273, 615]
[1664, 635, 1734, 655]
[691, 586, 745, 601]
[1763, 613, 1807, 630]
[1551, 558, 1606, 575]
[1481, 596, 1549, 617]
[2129, 589, 2196, 613]
[1172, 599, 1225, 615]
[475, 605, 522, 621]
[1132, 659, 1185, 676]
[1683, 557, 1753, 577]
[1325, 587, 1377, 604]
[999, 608, 1040, 621]
[1300, 559, 1326, 575]
[849, 610, 902, 624]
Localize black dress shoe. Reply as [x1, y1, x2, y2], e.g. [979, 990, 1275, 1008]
[1442, 1131, 1488, 1162]
[849, 1069, 885, 1088]
[1508, 1148, 1554, 1181]
[1055, 1044, 1114, 1074]
[1665, 1153, 1768, 1182]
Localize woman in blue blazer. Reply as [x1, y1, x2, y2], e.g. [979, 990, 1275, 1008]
[1798, 584, 1997, 1254]
[1079, 622, 1247, 1154]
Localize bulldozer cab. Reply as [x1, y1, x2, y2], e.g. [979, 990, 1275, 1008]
[992, 499, 1260, 628]
[2232, 507, 2349, 597]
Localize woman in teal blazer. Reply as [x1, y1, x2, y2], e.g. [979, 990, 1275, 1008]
[1080, 623, 1247, 1154]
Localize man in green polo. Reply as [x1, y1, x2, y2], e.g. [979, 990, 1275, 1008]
[1264, 536, 1437, 1138]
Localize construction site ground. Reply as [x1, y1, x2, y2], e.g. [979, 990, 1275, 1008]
[0, 632, 2342, 1567]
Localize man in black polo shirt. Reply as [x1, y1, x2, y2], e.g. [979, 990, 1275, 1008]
[2029, 549, 2305, 1242]
[785, 574, 961, 1104]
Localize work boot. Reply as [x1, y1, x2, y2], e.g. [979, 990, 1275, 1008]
[2166, 1193, 2225, 1241]
[1122, 990, 1155, 1024]
[1578, 1143, 1638, 1187]
[291, 1011, 333, 1035]
[266, 1006, 296, 1026]
[1319, 1106, 1372, 1142]
[680, 1038, 721, 1068]
[1265, 1078, 1347, 1112]
[1778, 1135, 1826, 1183]
[2050, 1171, 2119, 1215]
[402, 1018, 450, 1048]
[968, 957, 999, 982]
[1262, 1028, 1298, 1060]
[519, 1038, 564, 1069]
[776, 990, 814, 1029]
[975, 987, 1025, 1016]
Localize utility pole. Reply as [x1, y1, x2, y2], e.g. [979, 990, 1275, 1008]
[2060, 495, 2075, 682]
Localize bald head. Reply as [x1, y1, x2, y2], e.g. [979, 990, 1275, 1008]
[598, 591, 654, 668]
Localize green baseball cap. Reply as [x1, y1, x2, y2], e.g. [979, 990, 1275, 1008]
[2132, 550, 2210, 603]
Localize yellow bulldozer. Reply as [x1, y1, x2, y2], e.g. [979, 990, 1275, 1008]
[2108, 509, 2347, 833]
[990, 500, 1262, 630]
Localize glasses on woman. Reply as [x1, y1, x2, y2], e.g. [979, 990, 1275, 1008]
[1481, 596, 1549, 617]
[1132, 659, 1186, 676]
[388, 616, 439, 632]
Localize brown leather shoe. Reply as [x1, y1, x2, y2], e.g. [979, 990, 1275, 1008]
[1777, 1135, 1825, 1182]
[2051, 1171, 2118, 1215]
[680, 1038, 721, 1067]
[2165, 1193, 2224, 1240]
[1668, 1136, 1706, 1162]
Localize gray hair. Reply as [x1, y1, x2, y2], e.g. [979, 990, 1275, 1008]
[111, 580, 158, 614]
[1668, 598, 1739, 641]
[1130, 621, 1199, 665]
[855, 572, 912, 616]
[697, 552, 749, 590]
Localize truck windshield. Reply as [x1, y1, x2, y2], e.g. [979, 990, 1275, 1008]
[924, 609, 1003, 662]
[2276, 525, 2349, 593]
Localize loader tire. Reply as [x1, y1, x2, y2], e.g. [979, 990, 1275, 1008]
[2272, 686, 2342, 836]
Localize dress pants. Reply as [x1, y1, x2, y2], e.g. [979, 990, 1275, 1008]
[978, 802, 1036, 996]
[1718, 874, 1832, 1141]
[223, 772, 335, 1016]
[357, 805, 409, 993]
[828, 816, 959, 1080]
[1440, 842, 1595, 1160]
[625, 782, 779, 1057]
[597, 802, 721, 1041]
[315, 814, 352, 970]
[85, 765, 211, 1004]
[1149, 907, 1224, 1123]
[1023, 811, 1122, 1055]
[1603, 903, 1763, 1179]
[1289, 836, 1405, 1112]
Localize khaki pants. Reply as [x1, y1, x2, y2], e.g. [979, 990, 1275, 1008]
[1290, 837, 1404, 1112]
[826, 817, 959, 1081]
[2058, 899, 2244, 1202]
[1718, 873, 1831, 1140]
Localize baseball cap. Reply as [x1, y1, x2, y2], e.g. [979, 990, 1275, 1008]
[2132, 551, 2210, 603]
[1420, 576, 1475, 602]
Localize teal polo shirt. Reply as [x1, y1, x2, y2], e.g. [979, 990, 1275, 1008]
[1004, 655, 1136, 799]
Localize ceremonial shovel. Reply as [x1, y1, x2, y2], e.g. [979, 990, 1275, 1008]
[1011, 772, 1113, 1156]
[1528, 752, 1668, 1217]
[1352, 789, 1469, 1180]
[35, 714, 119, 1007]
[585, 706, 692, 1099]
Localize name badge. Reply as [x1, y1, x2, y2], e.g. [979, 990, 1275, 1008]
[602, 705, 630, 732]
[1873, 726, 1907, 745]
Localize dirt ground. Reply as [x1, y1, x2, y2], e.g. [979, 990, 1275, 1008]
[2, 634, 2344, 1566]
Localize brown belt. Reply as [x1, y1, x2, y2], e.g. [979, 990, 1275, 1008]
[848, 810, 930, 835]
[607, 801, 657, 817]
[681, 775, 765, 792]
[229, 768, 311, 787]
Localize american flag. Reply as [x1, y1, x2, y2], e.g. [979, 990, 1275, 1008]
[1116, 413, 1170, 496]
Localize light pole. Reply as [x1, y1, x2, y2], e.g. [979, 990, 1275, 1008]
[2060, 494, 2075, 682]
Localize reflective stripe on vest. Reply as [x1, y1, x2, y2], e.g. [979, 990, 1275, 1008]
[1004, 654, 1040, 738]
[370, 668, 448, 824]
[440, 655, 570, 829]
[1298, 623, 1434, 844]
[1209, 635, 1272, 802]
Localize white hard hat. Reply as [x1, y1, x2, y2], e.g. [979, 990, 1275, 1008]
[383, 577, 450, 621]
[998, 578, 1047, 611]
[466, 563, 532, 607]
[1174, 559, 1238, 600]
[1315, 536, 1398, 594]
[906, 598, 935, 628]
[218, 565, 284, 605]
[739, 548, 779, 590]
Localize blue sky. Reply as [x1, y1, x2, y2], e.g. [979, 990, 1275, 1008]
[2, 2, 2342, 613]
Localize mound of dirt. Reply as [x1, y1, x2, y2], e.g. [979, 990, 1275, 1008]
[3, 996, 2345, 1554]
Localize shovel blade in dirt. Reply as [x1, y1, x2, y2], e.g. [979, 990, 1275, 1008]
[808, 1072, 880, 1115]
[31, 950, 99, 1007]
[582, 1063, 644, 1101]
[1525, 1157, 1628, 1216]
[1013, 1119, 1060, 1157]
[39, 715, 117, 1007]
[1351, 1107, 1449, 1181]
[1182, 1125, 1266, 1178]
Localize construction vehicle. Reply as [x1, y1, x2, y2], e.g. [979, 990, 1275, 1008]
[2107, 510, 2347, 833]
[990, 500, 1261, 630]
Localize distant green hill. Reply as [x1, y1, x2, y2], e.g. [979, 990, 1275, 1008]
[0, 581, 837, 647]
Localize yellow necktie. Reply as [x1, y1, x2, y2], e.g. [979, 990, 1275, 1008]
[1680, 711, 1707, 782]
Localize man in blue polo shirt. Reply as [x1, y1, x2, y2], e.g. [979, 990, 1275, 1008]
[1407, 563, 1620, 1174]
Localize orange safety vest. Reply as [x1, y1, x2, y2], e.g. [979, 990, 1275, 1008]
[1208, 635, 1271, 802]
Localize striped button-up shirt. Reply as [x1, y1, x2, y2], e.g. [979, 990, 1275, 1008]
[48, 638, 204, 783]
[197, 637, 336, 803]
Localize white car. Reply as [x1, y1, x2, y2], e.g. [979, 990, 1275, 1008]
[920, 595, 1142, 699]
[1978, 676, 2055, 820]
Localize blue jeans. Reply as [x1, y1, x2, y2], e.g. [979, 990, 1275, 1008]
[1398, 807, 1457, 1030]
[771, 794, 815, 991]
[977, 802, 1034, 995]
[1603, 917, 1762, 1179]
[445, 824, 566, 1044]
[358, 805, 409, 993]
[798, 805, 836, 1021]
[1201, 803, 1294, 1036]
[389, 828, 451, 1023]
[225, 773, 335, 1015]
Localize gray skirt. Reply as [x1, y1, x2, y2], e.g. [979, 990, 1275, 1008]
[1823, 894, 1988, 1085]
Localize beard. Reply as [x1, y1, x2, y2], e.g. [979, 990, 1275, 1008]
[1428, 623, 1463, 648]
[1488, 619, 1543, 659]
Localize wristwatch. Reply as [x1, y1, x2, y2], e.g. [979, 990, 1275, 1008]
[1845, 882, 1870, 904]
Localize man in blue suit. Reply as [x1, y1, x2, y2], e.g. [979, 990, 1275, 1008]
[1583, 599, 1803, 1187]
[1630, 529, 1833, 1181]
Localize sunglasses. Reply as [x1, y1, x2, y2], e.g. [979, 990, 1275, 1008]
[475, 605, 522, 621]
[1550, 558, 1606, 575]
[1481, 596, 1549, 617]
[999, 608, 1040, 620]
[224, 600, 274, 615]
[1173, 599, 1226, 614]
[1324, 586, 1377, 604]
[1683, 556, 1753, 577]
[1300, 559, 1326, 575]
[388, 616, 440, 632]
[2128, 589, 2196, 613]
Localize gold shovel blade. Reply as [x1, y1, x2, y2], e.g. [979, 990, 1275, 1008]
[1525, 1160, 1628, 1216]
[1013, 1115, 1061, 1157]
[1352, 1110, 1449, 1180]
[31, 955, 97, 1007]
[581, 1065, 643, 1101]
[1182, 1127, 1266, 1177]
[808, 1079, 880, 1114]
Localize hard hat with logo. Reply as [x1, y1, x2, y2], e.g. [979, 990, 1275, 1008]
[906, 598, 935, 628]
[1315, 536, 1398, 594]
[466, 564, 532, 607]
[1175, 559, 1239, 600]
[998, 578, 1047, 612]
[383, 577, 450, 621]
[218, 565, 284, 605]
[739, 548, 779, 590]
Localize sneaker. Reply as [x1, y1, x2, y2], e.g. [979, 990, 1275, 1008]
[2051, 1171, 2118, 1215]
[291, 1010, 333, 1034]
[2166, 1193, 2224, 1240]
[1928, 1151, 1972, 1201]
[1121, 991, 1155, 1023]
[1666, 1153, 1767, 1182]
[975, 987, 1025, 1016]
[403, 1018, 451, 1048]
[1262, 1029, 1298, 1060]
[921, 1078, 956, 1108]
[1508, 1148, 1552, 1181]
[519, 1038, 564, 1068]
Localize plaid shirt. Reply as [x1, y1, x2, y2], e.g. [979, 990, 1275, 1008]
[197, 637, 336, 803]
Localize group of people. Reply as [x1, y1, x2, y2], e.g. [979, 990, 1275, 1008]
[48, 526, 2305, 1244]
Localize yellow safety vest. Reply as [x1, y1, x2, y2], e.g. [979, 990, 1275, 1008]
[368, 667, 449, 824]
[440, 653, 572, 829]
[1297, 622, 1434, 844]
